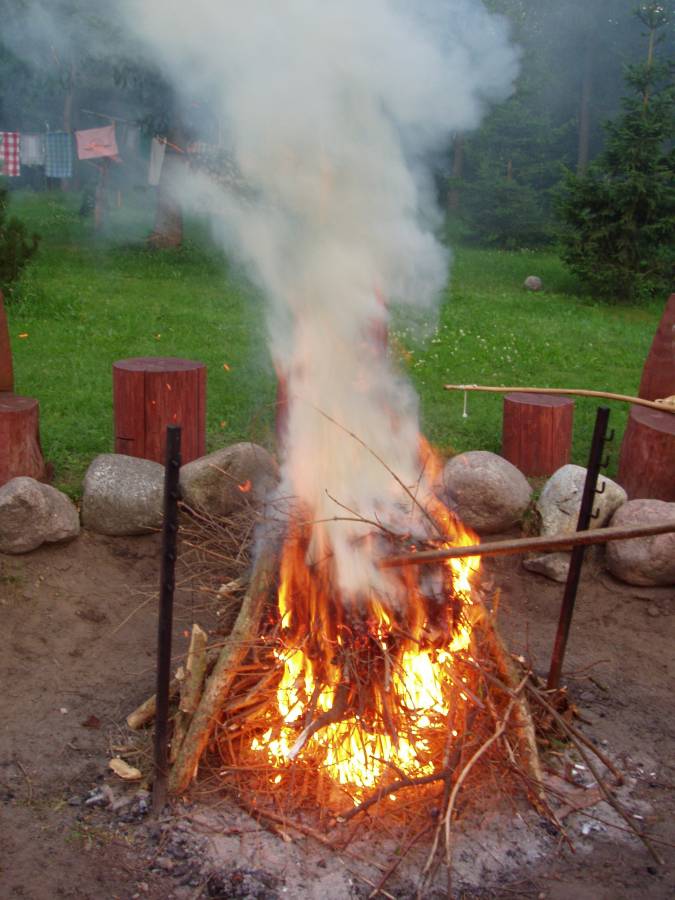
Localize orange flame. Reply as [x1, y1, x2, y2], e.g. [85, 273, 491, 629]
[238, 480, 252, 493]
[250, 441, 480, 802]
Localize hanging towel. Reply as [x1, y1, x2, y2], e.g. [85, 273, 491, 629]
[0, 132, 20, 177]
[45, 131, 73, 178]
[20, 133, 45, 167]
[75, 124, 119, 160]
[148, 137, 166, 186]
[124, 124, 140, 152]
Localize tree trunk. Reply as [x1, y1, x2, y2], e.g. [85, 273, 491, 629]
[61, 62, 77, 192]
[148, 150, 184, 248]
[447, 135, 464, 211]
[576, 39, 593, 173]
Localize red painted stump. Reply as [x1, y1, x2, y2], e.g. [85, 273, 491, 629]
[0, 395, 48, 486]
[502, 392, 575, 477]
[638, 293, 675, 402]
[113, 357, 206, 464]
[617, 405, 675, 502]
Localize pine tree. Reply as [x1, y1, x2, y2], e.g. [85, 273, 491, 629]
[557, 7, 674, 303]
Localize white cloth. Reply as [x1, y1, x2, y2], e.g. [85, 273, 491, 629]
[20, 133, 45, 166]
[148, 137, 166, 186]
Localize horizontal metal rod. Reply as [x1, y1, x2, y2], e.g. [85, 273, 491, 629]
[443, 384, 675, 415]
[379, 520, 675, 569]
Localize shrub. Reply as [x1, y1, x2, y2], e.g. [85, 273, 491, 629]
[0, 184, 40, 296]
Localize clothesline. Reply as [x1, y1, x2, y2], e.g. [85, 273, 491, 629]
[1, 123, 222, 184]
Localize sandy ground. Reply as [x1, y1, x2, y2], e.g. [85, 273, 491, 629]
[0, 528, 673, 899]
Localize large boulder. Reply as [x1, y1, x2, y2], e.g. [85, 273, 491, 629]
[606, 499, 675, 586]
[81, 454, 164, 536]
[0, 477, 79, 553]
[180, 443, 279, 517]
[537, 465, 626, 536]
[524, 465, 627, 582]
[442, 450, 532, 534]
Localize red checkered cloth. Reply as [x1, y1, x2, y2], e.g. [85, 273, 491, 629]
[0, 132, 20, 177]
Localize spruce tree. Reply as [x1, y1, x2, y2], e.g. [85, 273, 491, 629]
[557, 7, 674, 303]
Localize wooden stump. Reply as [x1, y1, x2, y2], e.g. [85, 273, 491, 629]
[113, 357, 206, 464]
[617, 405, 675, 502]
[638, 293, 675, 402]
[0, 395, 47, 486]
[0, 289, 13, 393]
[502, 392, 574, 477]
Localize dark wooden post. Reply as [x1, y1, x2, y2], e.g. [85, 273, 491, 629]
[153, 425, 181, 815]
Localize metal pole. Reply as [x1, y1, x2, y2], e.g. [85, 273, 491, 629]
[152, 425, 182, 815]
[547, 408, 612, 690]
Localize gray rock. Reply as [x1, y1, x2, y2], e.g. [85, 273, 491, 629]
[537, 465, 626, 537]
[606, 499, 675, 586]
[0, 477, 80, 554]
[180, 443, 279, 517]
[523, 275, 543, 292]
[81, 454, 164, 536]
[442, 450, 532, 534]
[523, 552, 571, 583]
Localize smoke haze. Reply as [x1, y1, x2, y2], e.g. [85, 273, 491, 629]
[122, 0, 519, 600]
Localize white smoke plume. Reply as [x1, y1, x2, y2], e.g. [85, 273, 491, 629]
[123, 0, 519, 601]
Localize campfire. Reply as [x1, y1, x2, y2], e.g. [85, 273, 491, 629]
[160, 435, 545, 834]
[247, 485, 479, 803]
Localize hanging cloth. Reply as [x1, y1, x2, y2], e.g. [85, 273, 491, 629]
[75, 124, 119, 160]
[0, 132, 20, 177]
[148, 137, 166, 186]
[20, 133, 45, 167]
[45, 131, 73, 178]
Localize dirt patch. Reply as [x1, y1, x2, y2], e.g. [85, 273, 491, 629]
[1, 531, 673, 898]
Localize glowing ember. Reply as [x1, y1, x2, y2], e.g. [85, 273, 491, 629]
[250, 444, 481, 803]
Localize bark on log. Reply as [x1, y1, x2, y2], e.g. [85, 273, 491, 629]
[113, 357, 206, 464]
[168, 541, 279, 795]
[179, 623, 208, 715]
[502, 392, 574, 477]
[0, 395, 47, 486]
[618, 404, 675, 502]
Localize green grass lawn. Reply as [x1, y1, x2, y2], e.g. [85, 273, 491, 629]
[4, 188, 662, 496]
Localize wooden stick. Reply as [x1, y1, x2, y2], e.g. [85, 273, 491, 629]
[380, 520, 675, 569]
[444, 384, 675, 415]
[168, 541, 279, 795]
[126, 648, 220, 730]
[179, 624, 208, 715]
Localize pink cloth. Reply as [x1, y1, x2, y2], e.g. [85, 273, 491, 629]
[0, 132, 20, 176]
[75, 125, 119, 160]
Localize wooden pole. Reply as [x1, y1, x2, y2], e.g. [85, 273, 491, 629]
[444, 384, 675, 415]
[547, 407, 610, 690]
[152, 425, 182, 816]
[379, 519, 675, 570]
